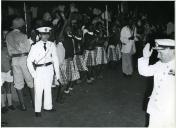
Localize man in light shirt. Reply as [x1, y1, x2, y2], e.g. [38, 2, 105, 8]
[138, 39, 175, 128]
[6, 17, 34, 111]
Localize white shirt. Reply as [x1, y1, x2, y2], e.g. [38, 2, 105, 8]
[27, 40, 60, 80]
[120, 26, 136, 54]
[138, 57, 175, 118]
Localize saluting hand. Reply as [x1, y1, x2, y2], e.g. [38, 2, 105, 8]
[143, 43, 153, 58]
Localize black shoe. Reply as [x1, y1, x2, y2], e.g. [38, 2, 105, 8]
[123, 73, 128, 77]
[17, 104, 27, 111]
[8, 105, 16, 110]
[35, 112, 41, 117]
[1, 107, 8, 114]
[43, 108, 56, 112]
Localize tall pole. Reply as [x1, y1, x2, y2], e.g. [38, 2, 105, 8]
[105, 5, 109, 37]
[24, 2, 28, 34]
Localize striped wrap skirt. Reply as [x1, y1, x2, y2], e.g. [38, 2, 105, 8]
[73, 55, 88, 71]
[94, 47, 107, 65]
[58, 58, 80, 83]
[53, 64, 68, 86]
[115, 44, 122, 60]
[84, 50, 96, 67]
[107, 45, 118, 62]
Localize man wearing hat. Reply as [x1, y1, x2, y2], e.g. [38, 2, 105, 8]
[6, 17, 34, 111]
[27, 27, 60, 117]
[138, 39, 175, 128]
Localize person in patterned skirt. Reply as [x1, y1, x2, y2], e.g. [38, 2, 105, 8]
[107, 24, 121, 69]
[83, 24, 97, 84]
[62, 26, 80, 94]
[94, 22, 107, 79]
[72, 24, 88, 84]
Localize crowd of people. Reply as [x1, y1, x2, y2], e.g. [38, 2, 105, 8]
[1, 2, 174, 126]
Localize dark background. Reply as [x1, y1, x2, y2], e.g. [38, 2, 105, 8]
[2, 1, 174, 23]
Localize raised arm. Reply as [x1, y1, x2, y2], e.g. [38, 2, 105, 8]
[138, 43, 157, 77]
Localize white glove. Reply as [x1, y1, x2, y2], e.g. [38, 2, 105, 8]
[143, 43, 153, 58]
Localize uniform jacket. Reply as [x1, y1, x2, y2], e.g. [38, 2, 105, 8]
[138, 57, 175, 118]
[27, 40, 60, 80]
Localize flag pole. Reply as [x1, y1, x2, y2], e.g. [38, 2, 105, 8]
[105, 5, 109, 37]
[24, 2, 28, 34]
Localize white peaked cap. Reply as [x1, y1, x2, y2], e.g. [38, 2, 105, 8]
[154, 39, 175, 49]
[36, 27, 52, 33]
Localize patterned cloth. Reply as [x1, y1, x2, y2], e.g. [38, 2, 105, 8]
[84, 50, 96, 66]
[53, 65, 68, 86]
[107, 44, 122, 62]
[107, 45, 118, 62]
[95, 47, 107, 65]
[115, 44, 122, 60]
[61, 58, 80, 82]
[73, 55, 88, 71]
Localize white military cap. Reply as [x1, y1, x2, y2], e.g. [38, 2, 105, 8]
[154, 39, 175, 50]
[36, 27, 52, 33]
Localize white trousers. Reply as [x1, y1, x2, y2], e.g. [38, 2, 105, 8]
[34, 65, 54, 112]
[148, 113, 176, 128]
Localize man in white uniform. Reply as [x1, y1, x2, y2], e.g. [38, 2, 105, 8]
[27, 27, 60, 117]
[138, 39, 175, 128]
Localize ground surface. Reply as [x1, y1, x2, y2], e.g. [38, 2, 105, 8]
[2, 63, 150, 127]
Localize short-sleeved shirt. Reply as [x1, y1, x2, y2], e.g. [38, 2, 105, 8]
[6, 29, 31, 56]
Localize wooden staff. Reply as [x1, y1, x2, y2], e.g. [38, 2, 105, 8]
[105, 5, 109, 37]
[24, 2, 28, 34]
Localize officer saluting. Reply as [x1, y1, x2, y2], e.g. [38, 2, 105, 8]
[27, 27, 60, 117]
[138, 39, 175, 128]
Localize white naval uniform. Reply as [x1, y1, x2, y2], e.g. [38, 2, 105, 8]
[27, 40, 60, 112]
[138, 57, 176, 128]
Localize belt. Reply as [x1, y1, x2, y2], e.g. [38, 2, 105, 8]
[11, 53, 28, 58]
[34, 62, 53, 67]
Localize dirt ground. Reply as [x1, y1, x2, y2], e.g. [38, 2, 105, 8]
[2, 63, 150, 127]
